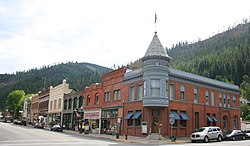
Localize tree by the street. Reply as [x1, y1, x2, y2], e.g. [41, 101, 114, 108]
[7, 90, 25, 119]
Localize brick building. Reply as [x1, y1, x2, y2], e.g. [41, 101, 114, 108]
[122, 32, 240, 137]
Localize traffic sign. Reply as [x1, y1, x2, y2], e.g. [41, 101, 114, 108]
[169, 117, 175, 124]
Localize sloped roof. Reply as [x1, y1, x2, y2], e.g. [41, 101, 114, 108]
[144, 32, 170, 58]
[169, 68, 239, 91]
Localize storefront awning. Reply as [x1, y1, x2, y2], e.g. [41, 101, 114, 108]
[180, 112, 189, 120]
[212, 116, 218, 122]
[124, 112, 133, 120]
[207, 116, 213, 122]
[132, 111, 142, 119]
[170, 111, 180, 120]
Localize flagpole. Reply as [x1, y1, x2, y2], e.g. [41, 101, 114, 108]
[155, 13, 157, 33]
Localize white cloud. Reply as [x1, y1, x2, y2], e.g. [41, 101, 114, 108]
[0, 0, 250, 73]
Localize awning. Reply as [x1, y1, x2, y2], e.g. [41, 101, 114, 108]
[207, 116, 213, 122]
[132, 111, 142, 119]
[180, 112, 189, 120]
[170, 111, 180, 120]
[124, 112, 133, 120]
[212, 116, 218, 122]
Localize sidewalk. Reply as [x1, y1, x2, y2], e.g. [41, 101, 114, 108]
[61, 128, 190, 144]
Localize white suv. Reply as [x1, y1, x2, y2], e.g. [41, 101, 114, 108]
[190, 126, 223, 143]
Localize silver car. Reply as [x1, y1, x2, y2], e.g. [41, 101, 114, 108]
[190, 126, 223, 143]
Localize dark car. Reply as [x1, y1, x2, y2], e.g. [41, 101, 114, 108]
[224, 130, 247, 141]
[34, 122, 44, 129]
[50, 124, 63, 132]
[244, 130, 250, 138]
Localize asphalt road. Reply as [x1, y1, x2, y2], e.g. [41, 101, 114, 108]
[1, 122, 250, 146]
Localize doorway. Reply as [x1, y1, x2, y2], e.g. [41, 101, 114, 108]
[152, 110, 159, 133]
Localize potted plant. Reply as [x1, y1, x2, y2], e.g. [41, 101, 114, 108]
[169, 135, 177, 142]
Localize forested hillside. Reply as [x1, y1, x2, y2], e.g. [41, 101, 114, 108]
[168, 22, 250, 85]
[0, 62, 111, 110]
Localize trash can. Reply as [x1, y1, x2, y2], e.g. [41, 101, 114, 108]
[116, 133, 119, 139]
[125, 134, 128, 140]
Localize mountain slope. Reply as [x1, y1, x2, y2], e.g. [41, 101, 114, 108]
[0, 62, 111, 110]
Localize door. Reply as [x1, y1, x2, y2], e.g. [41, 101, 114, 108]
[152, 110, 159, 133]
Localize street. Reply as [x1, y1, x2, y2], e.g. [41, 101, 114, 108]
[1, 122, 250, 146]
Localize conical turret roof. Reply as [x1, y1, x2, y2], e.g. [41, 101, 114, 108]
[144, 32, 170, 58]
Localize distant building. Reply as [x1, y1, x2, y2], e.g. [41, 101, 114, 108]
[240, 97, 250, 105]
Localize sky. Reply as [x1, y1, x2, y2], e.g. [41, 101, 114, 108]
[0, 0, 250, 74]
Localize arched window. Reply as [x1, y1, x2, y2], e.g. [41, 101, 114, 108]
[54, 100, 57, 109]
[73, 97, 77, 109]
[233, 116, 238, 129]
[64, 99, 67, 110]
[223, 115, 228, 130]
[78, 96, 83, 108]
[58, 98, 61, 108]
[68, 98, 72, 109]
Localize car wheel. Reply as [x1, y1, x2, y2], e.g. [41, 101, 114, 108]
[232, 136, 235, 141]
[242, 136, 246, 140]
[204, 136, 209, 143]
[217, 135, 222, 142]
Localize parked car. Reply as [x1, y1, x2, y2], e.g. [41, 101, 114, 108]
[224, 130, 247, 140]
[244, 130, 250, 138]
[50, 124, 63, 132]
[190, 126, 223, 143]
[34, 122, 44, 129]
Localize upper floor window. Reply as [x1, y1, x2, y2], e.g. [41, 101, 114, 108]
[58, 98, 61, 108]
[68, 98, 72, 109]
[95, 95, 100, 104]
[223, 94, 226, 107]
[73, 97, 77, 109]
[78, 96, 83, 108]
[150, 79, 160, 97]
[194, 88, 198, 103]
[211, 91, 214, 106]
[180, 85, 186, 100]
[205, 91, 209, 105]
[54, 100, 57, 109]
[170, 84, 175, 100]
[233, 96, 236, 108]
[104, 92, 110, 102]
[64, 99, 67, 110]
[87, 95, 91, 105]
[114, 89, 121, 101]
[219, 93, 222, 107]
[227, 95, 230, 108]
[166, 80, 168, 98]
[129, 86, 134, 101]
[50, 101, 53, 110]
[136, 84, 143, 100]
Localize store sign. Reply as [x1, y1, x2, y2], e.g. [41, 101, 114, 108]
[85, 112, 100, 119]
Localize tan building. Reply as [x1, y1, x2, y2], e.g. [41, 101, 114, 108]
[48, 79, 72, 126]
[30, 94, 39, 125]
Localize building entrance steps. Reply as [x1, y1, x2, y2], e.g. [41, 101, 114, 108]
[146, 133, 165, 140]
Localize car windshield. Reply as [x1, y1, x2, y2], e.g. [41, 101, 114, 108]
[224, 130, 233, 135]
[196, 128, 206, 132]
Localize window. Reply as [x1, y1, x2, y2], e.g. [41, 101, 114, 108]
[129, 86, 134, 101]
[227, 95, 230, 107]
[194, 88, 198, 103]
[58, 98, 61, 108]
[223, 94, 226, 107]
[143, 80, 147, 97]
[95, 95, 100, 104]
[180, 85, 186, 100]
[233, 96, 236, 108]
[180, 111, 188, 127]
[170, 110, 178, 127]
[64, 99, 67, 110]
[68, 98, 72, 109]
[127, 111, 133, 126]
[114, 90, 121, 101]
[233, 116, 238, 129]
[195, 112, 199, 130]
[166, 80, 168, 98]
[207, 113, 211, 126]
[87, 95, 91, 105]
[211, 91, 214, 106]
[206, 91, 209, 105]
[54, 100, 57, 109]
[134, 110, 142, 126]
[219, 93, 222, 107]
[50, 101, 53, 110]
[136, 84, 143, 100]
[212, 114, 217, 126]
[150, 79, 160, 96]
[170, 84, 175, 100]
[104, 92, 110, 102]
[223, 115, 228, 129]
[73, 97, 77, 109]
[78, 96, 83, 108]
